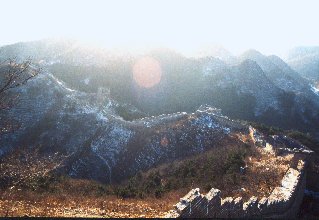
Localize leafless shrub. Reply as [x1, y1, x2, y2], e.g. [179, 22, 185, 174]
[0, 58, 40, 96]
[0, 146, 65, 191]
[0, 58, 41, 134]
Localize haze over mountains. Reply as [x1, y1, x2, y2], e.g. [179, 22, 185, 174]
[0, 39, 319, 183]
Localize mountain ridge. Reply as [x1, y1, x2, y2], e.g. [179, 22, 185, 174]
[1, 39, 319, 137]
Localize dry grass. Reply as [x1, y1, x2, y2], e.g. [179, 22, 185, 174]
[216, 133, 293, 199]
[222, 149, 293, 200]
[0, 173, 185, 218]
[0, 188, 181, 218]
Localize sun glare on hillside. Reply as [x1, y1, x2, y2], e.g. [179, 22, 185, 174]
[132, 57, 162, 88]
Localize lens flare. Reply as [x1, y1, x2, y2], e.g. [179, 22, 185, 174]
[160, 136, 169, 147]
[132, 57, 162, 88]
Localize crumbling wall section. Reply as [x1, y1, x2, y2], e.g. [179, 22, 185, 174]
[166, 159, 306, 218]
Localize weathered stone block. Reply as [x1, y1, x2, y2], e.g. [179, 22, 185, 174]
[258, 197, 269, 215]
[243, 196, 259, 216]
[281, 168, 299, 191]
[205, 188, 221, 217]
[174, 200, 188, 215]
[267, 187, 291, 213]
[190, 194, 206, 217]
[175, 188, 203, 217]
[216, 197, 234, 218]
[193, 196, 208, 217]
[230, 197, 244, 218]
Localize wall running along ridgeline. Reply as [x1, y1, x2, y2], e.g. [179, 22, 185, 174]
[166, 126, 311, 218]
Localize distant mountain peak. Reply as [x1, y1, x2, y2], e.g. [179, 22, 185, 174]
[240, 49, 265, 59]
[238, 59, 264, 74]
[195, 45, 237, 64]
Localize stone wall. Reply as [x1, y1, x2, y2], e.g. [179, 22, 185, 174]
[165, 126, 312, 218]
[166, 158, 306, 218]
[249, 126, 313, 155]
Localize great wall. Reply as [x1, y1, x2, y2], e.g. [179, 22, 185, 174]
[165, 125, 313, 218]
[130, 105, 241, 130]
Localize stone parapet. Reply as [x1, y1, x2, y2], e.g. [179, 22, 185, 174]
[166, 158, 306, 218]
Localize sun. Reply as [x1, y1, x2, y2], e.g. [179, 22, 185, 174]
[132, 57, 162, 88]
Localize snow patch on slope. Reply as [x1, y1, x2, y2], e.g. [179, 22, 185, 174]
[311, 85, 319, 95]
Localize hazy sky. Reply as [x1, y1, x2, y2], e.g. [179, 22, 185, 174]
[1, 0, 319, 56]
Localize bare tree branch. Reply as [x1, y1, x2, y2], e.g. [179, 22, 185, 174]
[0, 58, 41, 95]
[0, 58, 41, 135]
